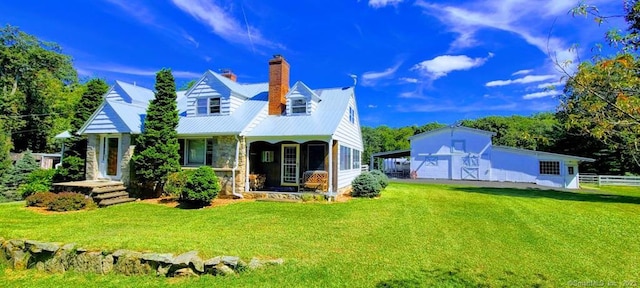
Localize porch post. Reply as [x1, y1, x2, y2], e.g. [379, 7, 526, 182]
[245, 140, 251, 192]
[327, 138, 333, 193]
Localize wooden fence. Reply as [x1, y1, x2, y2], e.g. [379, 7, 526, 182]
[579, 174, 640, 186]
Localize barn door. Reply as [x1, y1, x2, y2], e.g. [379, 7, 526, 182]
[461, 154, 479, 180]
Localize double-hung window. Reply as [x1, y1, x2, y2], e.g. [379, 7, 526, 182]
[291, 97, 306, 114]
[349, 107, 355, 123]
[197, 97, 221, 115]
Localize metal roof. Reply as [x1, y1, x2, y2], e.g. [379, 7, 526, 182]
[177, 94, 268, 135]
[493, 146, 595, 162]
[107, 101, 147, 133]
[409, 125, 497, 140]
[371, 149, 411, 159]
[244, 86, 353, 137]
[116, 81, 155, 103]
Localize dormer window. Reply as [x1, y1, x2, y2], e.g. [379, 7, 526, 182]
[197, 97, 221, 115]
[349, 106, 355, 123]
[291, 97, 307, 114]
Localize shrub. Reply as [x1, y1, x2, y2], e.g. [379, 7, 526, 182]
[18, 168, 56, 198]
[369, 170, 389, 189]
[25, 192, 57, 207]
[52, 156, 85, 183]
[164, 169, 196, 197]
[181, 166, 220, 206]
[48, 192, 96, 211]
[351, 172, 382, 198]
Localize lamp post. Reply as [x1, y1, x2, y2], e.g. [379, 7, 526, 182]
[54, 131, 72, 168]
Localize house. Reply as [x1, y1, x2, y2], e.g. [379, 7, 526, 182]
[408, 125, 594, 189]
[77, 55, 364, 197]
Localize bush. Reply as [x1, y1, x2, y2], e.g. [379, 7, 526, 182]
[25, 192, 58, 207]
[351, 172, 382, 198]
[164, 169, 196, 197]
[18, 168, 56, 198]
[369, 170, 389, 189]
[181, 166, 220, 206]
[48, 192, 96, 211]
[53, 156, 85, 183]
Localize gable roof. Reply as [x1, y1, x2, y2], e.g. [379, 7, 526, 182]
[115, 81, 155, 103]
[77, 100, 147, 134]
[409, 125, 496, 140]
[245, 86, 353, 137]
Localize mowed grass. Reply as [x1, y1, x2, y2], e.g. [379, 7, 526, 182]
[1, 182, 639, 287]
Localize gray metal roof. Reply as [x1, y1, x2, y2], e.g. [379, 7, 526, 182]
[108, 101, 147, 133]
[409, 125, 497, 140]
[245, 86, 353, 137]
[116, 81, 155, 103]
[493, 146, 595, 162]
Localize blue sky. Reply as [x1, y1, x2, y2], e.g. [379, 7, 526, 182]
[0, 0, 624, 127]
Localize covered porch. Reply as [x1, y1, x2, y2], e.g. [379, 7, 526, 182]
[245, 138, 338, 194]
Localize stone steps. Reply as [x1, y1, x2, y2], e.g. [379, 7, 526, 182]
[99, 197, 136, 207]
[93, 191, 130, 200]
[92, 185, 128, 194]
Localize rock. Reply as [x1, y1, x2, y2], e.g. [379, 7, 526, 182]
[112, 249, 135, 258]
[9, 239, 25, 249]
[25, 240, 59, 253]
[10, 249, 30, 270]
[142, 253, 174, 264]
[36, 261, 45, 271]
[173, 250, 203, 273]
[214, 263, 235, 276]
[113, 253, 151, 276]
[248, 258, 262, 270]
[157, 263, 171, 277]
[174, 267, 198, 277]
[71, 251, 103, 274]
[102, 254, 114, 274]
[221, 256, 239, 267]
[264, 258, 284, 266]
[45, 245, 75, 273]
[204, 256, 221, 266]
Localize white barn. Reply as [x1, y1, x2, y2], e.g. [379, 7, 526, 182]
[409, 126, 594, 189]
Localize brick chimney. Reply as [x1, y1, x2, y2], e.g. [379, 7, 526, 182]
[221, 69, 237, 82]
[268, 55, 289, 115]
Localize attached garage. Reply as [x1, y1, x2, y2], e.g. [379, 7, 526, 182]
[409, 126, 594, 189]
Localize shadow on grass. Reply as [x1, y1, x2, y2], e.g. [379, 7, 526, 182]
[449, 186, 640, 205]
[376, 267, 548, 287]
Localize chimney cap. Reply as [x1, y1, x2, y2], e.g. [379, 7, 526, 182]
[272, 54, 283, 59]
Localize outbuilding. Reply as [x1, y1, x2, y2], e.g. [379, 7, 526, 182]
[409, 125, 594, 189]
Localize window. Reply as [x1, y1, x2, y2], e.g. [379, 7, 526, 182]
[452, 140, 465, 153]
[539, 161, 560, 175]
[291, 97, 306, 114]
[187, 139, 206, 165]
[196, 97, 221, 115]
[261, 151, 274, 163]
[352, 150, 361, 169]
[340, 145, 351, 171]
[349, 107, 355, 123]
[568, 166, 575, 175]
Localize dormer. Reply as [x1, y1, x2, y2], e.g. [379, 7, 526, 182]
[105, 81, 154, 104]
[185, 71, 250, 117]
[285, 81, 321, 116]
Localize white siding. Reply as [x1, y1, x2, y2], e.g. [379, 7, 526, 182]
[334, 94, 364, 189]
[185, 74, 233, 117]
[105, 86, 126, 103]
[83, 104, 128, 134]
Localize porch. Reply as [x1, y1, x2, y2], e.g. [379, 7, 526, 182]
[52, 180, 136, 207]
[246, 140, 338, 194]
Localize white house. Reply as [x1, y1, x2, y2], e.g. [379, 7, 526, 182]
[409, 125, 594, 189]
[78, 55, 364, 197]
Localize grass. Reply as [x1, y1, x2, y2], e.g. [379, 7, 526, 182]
[1, 182, 639, 287]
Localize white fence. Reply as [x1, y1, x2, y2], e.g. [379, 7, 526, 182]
[579, 174, 640, 186]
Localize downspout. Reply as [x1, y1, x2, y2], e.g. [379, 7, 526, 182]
[232, 135, 244, 199]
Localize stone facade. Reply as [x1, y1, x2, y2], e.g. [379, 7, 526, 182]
[86, 134, 99, 181]
[119, 134, 135, 186]
[209, 136, 246, 198]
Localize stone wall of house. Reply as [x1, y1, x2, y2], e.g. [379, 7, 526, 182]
[0, 237, 282, 277]
[210, 136, 246, 198]
[85, 135, 99, 181]
[119, 134, 135, 186]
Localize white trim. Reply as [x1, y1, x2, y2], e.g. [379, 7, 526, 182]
[99, 134, 122, 180]
[281, 144, 300, 186]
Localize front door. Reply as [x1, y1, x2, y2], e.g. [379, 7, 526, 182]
[281, 144, 299, 186]
[100, 136, 120, 179]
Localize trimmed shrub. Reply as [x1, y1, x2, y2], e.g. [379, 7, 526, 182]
[351, 172, 382, 198]
[48, 192, 96, 211]
[164, 169, 196, 197]
[52, 155, 85, 183]
[25, 192, 58, 207]
[18, 168, 56, 198]
[369, 170, 389, 189]
[181, 166, 220, 206]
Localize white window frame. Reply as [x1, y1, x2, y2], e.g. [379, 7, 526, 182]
[352, 150, 361, 170]
[340, 145, 352, 171]
[290, 97, 307, 114]
[186, 138, 207, 166]
[349, 107, 355, 124]
[196, 97, 221, 115]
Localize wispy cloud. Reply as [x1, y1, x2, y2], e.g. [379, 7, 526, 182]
[412, 53, 493, 80]
[368, 104, 378, 108]
[399, 77, 419, 83]
[522, 90, 562, 100]
[80, 63, 201, 79]
[170, 0, 281, 50]
[361, 63, 401, 86]
[512, 69, 532, 76]
[536, 80, 564, 89]
[397, 100, 554, 113]
[485, 75, 556, 87]
[368, 0, 403, 8]
[414, 0, 576, 65]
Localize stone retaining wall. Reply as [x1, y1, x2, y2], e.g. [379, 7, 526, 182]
[0, 238, 283, 277]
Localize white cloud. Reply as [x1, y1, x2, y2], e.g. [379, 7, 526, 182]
[399, 77, 419, 83]
[368, 104, 378, 108]
[171, 0, 280, 50]
[512, 69, 532, 76]
[412, 53, 493, 80]
[522, 90, 562, 100]
[361, 63, 401, 86]
[485, 75, 556, 87]
[536, 80, 565, 89]
[415, 0, 576, 65]
[80, 63, 201, 79]
[368, 0, 403, 8]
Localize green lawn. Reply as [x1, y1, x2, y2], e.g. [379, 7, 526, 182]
[1, 182, 639, 287]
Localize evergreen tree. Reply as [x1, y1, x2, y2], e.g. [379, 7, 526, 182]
[0, 119, 12, 178]
[4, 149, 38, 188]
[132, 69, 180, 197]
[71, 78, 108, 132]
